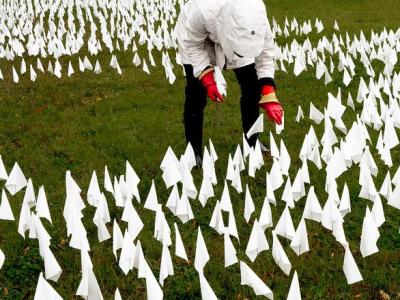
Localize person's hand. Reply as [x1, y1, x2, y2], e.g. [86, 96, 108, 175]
[259, 85, 283, 125]
[200, 69, 224, 102]
[260, 101, 283, 125]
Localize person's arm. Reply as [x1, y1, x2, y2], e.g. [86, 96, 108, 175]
[255, 20, 283, 125]
[255, 19, 276, 83]
[179, 10, 224, 102]
[180, 11, 211, 78]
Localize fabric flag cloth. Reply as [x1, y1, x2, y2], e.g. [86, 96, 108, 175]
[36, 186, 52, 223]
[159, 244, 174, 286]
[5, 162, 27, 195]
[272, 230, 291, 275]
[244, 184, 255, 223]
[199, 272, 218, 300]
[274, 206, 296, 241]
[290, 218, 309, 256]
[194, 227, 210, 273]
[174, 223, 188, 261]
[113, 220, 124, 259]
[287, 271, 301, 300]
[0, 248, 5, 269]
[160, 147, 182, 188]
[115, 288, 122, 300]
[245, 219, 269, 262]
[360, 207, 380, 257]
[34, 272, 63, 300]
[144, 180, 159, 212]
[76, 250, 104, 299]
[343, 244, 363, 285]
[0, 155, 7, 180]
[240, 261, 273, 299]
[0, 189, 14, 220]
[224, 232, 238, 267]
[246, 114, 264, 139]
[87, 171, 102, 207]
[119, 230, 135, 274]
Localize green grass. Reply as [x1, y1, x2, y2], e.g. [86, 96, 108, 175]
[1, 0, 400, 299]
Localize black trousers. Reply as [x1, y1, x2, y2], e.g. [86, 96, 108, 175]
[183, 63, 261, 156]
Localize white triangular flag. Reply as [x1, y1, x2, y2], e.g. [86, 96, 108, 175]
[12, 66, 19, 83]
[246, 114, 264, 139]
[194, 227, 210, 273]
[274, 206, 296, 241]
[176, 190, 195, 223]
[244, 184, 255, 223]
[309, 102, 324, 124]
[119, 231, 135, 274]
[174, 223, 188, 261]
[198, 174, 214, 207]
[121, 200, 143, 241]
[360, 207, 380, 257]
[36, 186, 52, 223]
[272, 230, 291, 275]
[338, 183, 351, 218]
[209, 201, 225, 235]
[166, 185, 179, 214]
[343, 244, 363, 284]
[104, 166, 114, 194]
[224, 232, 238, 267]
[68, 61, 74, 77]
[371, 195, 385, 227]
[347, 92, 355, 110]
[290, 218, 309, 256]
[144, 180, 159, 212]
[94, 60, 102, 74]
[245, 219, 269, 262]
[160, 147, 182, 188]
[296, 105, 304, 122]
[30, 65, 37, 81]
[287, 271, 301, 300]
[87, 171, 102, 207]
[142, 59, 150, 74]
[282, 177, 295, 208]
[0, 248, 4, 269]
[5, 162, 27, 195]
[43, 246, 62, 282]
[0, 155, 7, 180]
[259, 197, 273, 230]
[33, 272, 62, 300]
[0, 189, 14, 221]
[133, 52, 141, 66]
[145, 261, 164, 300]
[115, 288, 122, 300]
[159, 244, 174, 286]
[302, 186, 323, 222]
[199, 272, 218, 300]
[113, 220, 124, 259]
[240, 261, 273, 299]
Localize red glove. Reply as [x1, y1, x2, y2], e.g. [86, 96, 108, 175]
[259, 85, 283, 125]
[200, 70, 224, 102]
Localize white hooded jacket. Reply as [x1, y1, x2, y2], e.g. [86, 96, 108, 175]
[175, 0, 276, 79]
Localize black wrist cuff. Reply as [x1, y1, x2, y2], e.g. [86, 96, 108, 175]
[259, 77, 276, 89]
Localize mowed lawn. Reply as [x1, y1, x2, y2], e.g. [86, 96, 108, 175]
[1, 0, 400, 299]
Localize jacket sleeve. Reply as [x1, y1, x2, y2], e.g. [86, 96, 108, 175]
[255, 19, 276, 80]
[180, 11, 211, 78]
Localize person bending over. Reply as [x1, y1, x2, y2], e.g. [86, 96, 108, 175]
[175, 0, 283, 165]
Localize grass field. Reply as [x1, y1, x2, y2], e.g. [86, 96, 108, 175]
[1, 0, 400, 299]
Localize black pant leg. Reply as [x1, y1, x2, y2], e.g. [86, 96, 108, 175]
[233, 63, 261, 147]
[183, 64, 207, 156]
